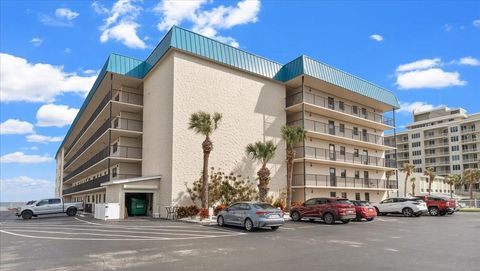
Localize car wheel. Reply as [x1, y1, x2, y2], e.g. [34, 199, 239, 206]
[244, 218, 254, 232]
[341, 219, 350, 224]
[290, 211, 301, 222]
[217, 215, 225, 227]
[366, 217, 374, 222]
[66, 208, 77, 216]
[355, 214, 362, 222]
[271, 226, 279, 231]
[323, 213, 334, 224]
[402, 208, 414, 217]
[447, 211, 454, 215]
[428, 207, 439, 216]
[439, 211, 447, 216]
[21, 211, 33, 220]
[374, 207, 383, 216]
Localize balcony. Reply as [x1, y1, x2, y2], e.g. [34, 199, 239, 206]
[63, 174, 109, 195]
[463, 148, 478, 154]
[286, 91, 393, 129]
[63, 145, 142, 183]
[288, 119, 395, 150]
[463, 158, 479, 164]
[461, 127, 479, 134]
[425, 160, 450, 167]
[424, 133, 448, 140]
[292, 174, 397, 189]
[425, 151, 450, 158]
[424, 142, 449, 149]
[111, 173, 142, 181]
[64, 89, 143, 157]
[295, 146, 395, 169]
[461, 137, 479, 143]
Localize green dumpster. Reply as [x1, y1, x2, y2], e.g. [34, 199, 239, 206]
[128, 198, 147, 216]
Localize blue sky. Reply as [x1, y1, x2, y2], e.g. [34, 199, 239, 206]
[1, 1, 479, 202]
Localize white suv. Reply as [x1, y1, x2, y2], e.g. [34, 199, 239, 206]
[372, 197, 428, 217]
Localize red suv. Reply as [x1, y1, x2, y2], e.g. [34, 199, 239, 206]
[414, 195, 457, 216]
[290, 198, 356, 224]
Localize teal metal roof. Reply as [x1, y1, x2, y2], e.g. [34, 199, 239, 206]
[57, 25, 399, 157]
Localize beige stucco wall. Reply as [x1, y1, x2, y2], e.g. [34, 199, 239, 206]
[142, 53, 174, 217]
[170, 51, 287, 206]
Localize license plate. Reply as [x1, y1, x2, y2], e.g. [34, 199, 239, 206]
[269, 214, 280, 219]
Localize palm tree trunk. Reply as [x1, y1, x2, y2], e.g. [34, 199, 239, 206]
[257, 166, 270, 202]
[470, 183, 474, 200]
[428, 179, 432, 195]
[404, 175, 408, 197]
[286, 150, 294, 212]
[412, 183, 415, 196]
[201, 137, 213, 209]
[450, 184, 453, 199]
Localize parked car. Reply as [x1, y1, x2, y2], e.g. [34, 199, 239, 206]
[216, 202, 285, 231]
[15, 198, 83, 219]
[414, 195, 457, 216]
[351, 200, 377, 221]
[372, 197, 428, 217]
[290, 197, 356, 224]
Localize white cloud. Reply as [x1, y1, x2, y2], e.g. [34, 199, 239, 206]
[458, 56, 480, 66]
[0, 53, 96, 103]
[0, 119, 35, 135]
[0, 152, 53, 163]
[396, 68, 466, 89]
[64, 48, 72, 54]
[473, 20, 480, 28]
[26, 134, 63, 143]
[369, 34, 383, 42]
[395, 58, 466, 89]
[396, 58, 442, 72]
[36, 104, 79, 127]
[83, 69, 99, 75]
[96, 0, 147, 49]
[30, 37, 43, 46]
[0, 176, 54, 202]
[397, 101, 442, 114]
[444, 24, 453, 32]
[55, 8, 79, 20]
[154, 0, 261, 48]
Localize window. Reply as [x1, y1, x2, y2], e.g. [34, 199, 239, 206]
[112, 167, 117, 178]
[36, 199, 49, 206]
[452, 145, 459, 151]
[341, 192, 347, 199]
[450, 126, 458, 133]
[413, 159, 422, 165]
[354, 171, 360, 179]
[411, 133, 420, 139]
[452, 155, 460, 161]
[330, 192, 337, 197]
[355, 193, 361, 200]
[49, 199, 61, 204]
[413, 150, 421, 156]
[352, 105, 358, 114]
[353, 127, 359, 136]
[341, 169, 346, 178]
[365, 192, 370, 202]
[412, 142, 421, 148]
[427, 131, 434, 137]
[361, 108, 367, 117]
[415, 168, 422, 173]
[453, 165, 461, 171]
[112, 143, 118, 153]
[354, 149, 359, 157]
[451, 136, 458, 142]
[328, 97, 334, 109]
[340, 146, 345, 156]
[339, 101, 344, 110]
[339, 124, 345, 133]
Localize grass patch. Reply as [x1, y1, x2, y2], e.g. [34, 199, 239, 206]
[459, 208, 480, 212]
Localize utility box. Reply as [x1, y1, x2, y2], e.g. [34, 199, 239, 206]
[94, 203, 121, 220]
[128, 198, 147, 216]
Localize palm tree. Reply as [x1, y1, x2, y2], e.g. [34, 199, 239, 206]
[424, 167, 437, 195]
[410, 177, 416, 196]
[281, 125, 305, 211]
[463, 168, 480, 199]
[444, 174, 461, 199]
[400, 163, 415, 197]
[385, 170, 395, 189]
[246, 140, 277, 202]
[188, 111, 222, 209]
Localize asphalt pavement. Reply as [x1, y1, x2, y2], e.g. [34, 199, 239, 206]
[1, 210, 479, 271]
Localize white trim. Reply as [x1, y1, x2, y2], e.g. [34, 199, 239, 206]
[101, 175, 162, 186]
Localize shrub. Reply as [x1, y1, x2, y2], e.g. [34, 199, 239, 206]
[176, 205, 200, 218]
[292, 201, 303, 207]
[199, 208, 209, 219]
[186, 168, 258, 207]
[273, 191, 286, 210]
[214, 204, 226, 216]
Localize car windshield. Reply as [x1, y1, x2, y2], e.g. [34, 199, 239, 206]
[254, 203, 276, 209]
[26, 200, 36, 205]
[336, 199, 353, 205]
[353, 201, 369, 206]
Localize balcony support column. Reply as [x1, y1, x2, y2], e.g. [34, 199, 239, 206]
[302, 75, 307, 202]
[393, 108, 399, 196]
[107, 73, 113, 182]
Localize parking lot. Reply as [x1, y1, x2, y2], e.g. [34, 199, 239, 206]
[1, 211, 479, 271]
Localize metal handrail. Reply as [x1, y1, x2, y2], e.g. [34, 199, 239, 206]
[292, 174, 397, 189]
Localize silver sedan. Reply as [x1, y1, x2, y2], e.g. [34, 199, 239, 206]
[217, 202, 285, 231]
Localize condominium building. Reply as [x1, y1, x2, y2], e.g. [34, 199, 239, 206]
[55, 26, 399, 218]
[385, 107, 480, 177]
